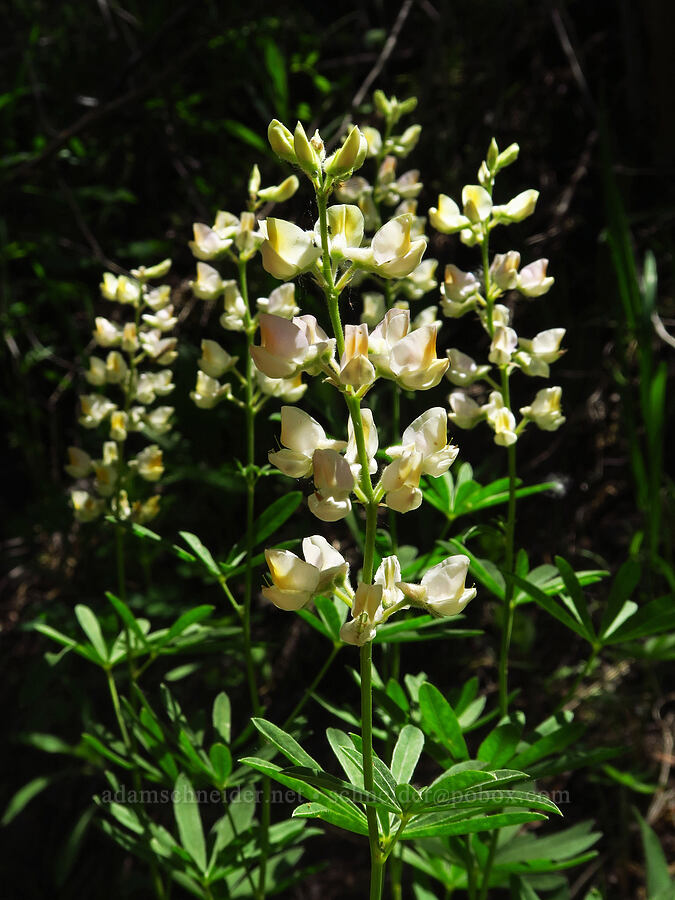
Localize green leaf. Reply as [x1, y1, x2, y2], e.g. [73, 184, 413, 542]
[1, 775, 54, 825]
[212, 692, 231, 744]
[510, 720, 586, 770]
[173, 773, 207, 874]
[209, 743, 232, 785]
[421, 770, 498, 803]
[423, 789, 561, 816]
[326, 729, 363, 786]
[222, 119, 268, 153]
[511, 574, 591, 641]
[554, 557, 595, 639]
[314, 595, 342, 641]
[635, 809, 673, 897]
[402, 811, 547, 839]
[599, 560, 641, 638]
[603, 595, 675, 643]
[418, 682, 468, 760]
[249, 492, 302, 548]
[251, 718, 320, 769]
[292, 801, 369, 836]
[75, 605, 109, 663]
[179, 531, 221, 578]
[444, 539, 505, 599]
[495, 820, 601, 864]
[161, 606, 214, 646]
[81, 734, 132, 769]
[391, 725, 424, 785]
[105, 592, 149, 650]
[282, 766, 399, 812]
[478, 718, 523, 766]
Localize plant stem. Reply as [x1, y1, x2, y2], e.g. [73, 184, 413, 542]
[361, 638, 384, 900]
[498, 435, 517, 717]
[476, 831, 497, 900]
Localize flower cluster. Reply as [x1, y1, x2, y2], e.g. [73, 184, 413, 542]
[67, 260, 176, 523]
[430, 139, 566, 446]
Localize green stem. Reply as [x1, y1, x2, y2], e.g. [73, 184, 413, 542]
[282, 644, 340, 730]
[361, 639, 384, 900]
[498, 435, 517, 718]
[316, 186, 345, 358]
[477, 831, 497, 900]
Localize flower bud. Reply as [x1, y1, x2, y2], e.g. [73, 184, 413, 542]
[373, 89, 391, 116]
[487, 138, 499, 171]
[324, 126, 366, 177]
[248, 164, 261, 198]
[105, 351, 128, 384]
[340, 323, 376, 388]
[257, 174, 300, 203]
[340, 583, 383, 646]
[448, 392, 484, 429]
[490, 251, 521, 291]
[110, 410, 128, 442]
[517, 259, 554, 297]
[496, 143, 519, 170]
[132, 259, 171, 280]
[520, 386, 565, 431]
[268, 119, 296, 163]
[293, 122, 321, 177]
[392, 124, 421, 157]
[492, 190, 539, 224]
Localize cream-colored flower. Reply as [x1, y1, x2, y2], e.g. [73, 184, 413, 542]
[324, 125, 368, 178]
[520, 386, 565, 431]
[340, 323, 376, 388]
[189, 223, 233, 260]
[65, 447, 92, 479]
[94, 317, 122, 348]
[368, 307, 410, 377]
[143, 406, 174, 435]
[135, 370, 174, 404]
[301, 535, 349, 591]
[489, 324, 518, 365]
[516, 328, 565, 377]
[257, 175, 300, 203]
[190, 262, 223, 300]
[79, 395, 116, 429]
[220, 281, 248, 332]
[340, 583, 383, 646]
[345, 407, 378, 479]
[308, 448, 354, 522]
[71, 490, 105, 523]
[144, 285, 171, 311]
[100, 273, 142, 305]
[361, 126, 382, 157]
[255, 369, 307, 403]
[262, 549, 320, 611]
[345, 215, 426, 279]
[105, 351, 128, 384]
[142, 304, 177, 332]
[85, 357, 107, 386]
[260, 218, 322, 281]
[375, 555, 406, 611]
[517, 259, 554, 297]
[93, 461, 117, 497]
[314, 204, 364, 260]
[398, 555, 476, 618]
[198, 340, 238, 378]
[133, 445, 164, 482]
[492, 190, 539, 224]
[190, 371, 231, 409]
[389, 322, 449, 390]
[268, 406, 346, 478]
[121, 322, 139, 353]
[448, 392, 484, 429]
[490, 251, 521, 291]
[399, 259, 438, 301]
[251, 313, 335, 379]
[412, 305, 438, 329]
[428, 194, 471, 234]
[139, 330, 177, 363]
[484, 391, 518, 446]
[110, 410, 128, 442]
[256, 283, 299, 319]
[361, 292, 386, 328]
[462, 184, 492, 223]
[387, 407, 459, 478]
[446, 349, 490, 387]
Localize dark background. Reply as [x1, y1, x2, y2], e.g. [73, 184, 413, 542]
[1, 1, 673, 897]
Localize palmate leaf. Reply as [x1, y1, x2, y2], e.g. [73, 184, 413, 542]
[418, 682, 469, 760]
[283, 765, 400, 814]
[401, 810, 548, 840]
[415, 789, 561, 817]
[292, 801, 369, 836]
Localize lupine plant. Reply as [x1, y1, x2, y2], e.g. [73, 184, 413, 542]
[20, 90, 675, 900]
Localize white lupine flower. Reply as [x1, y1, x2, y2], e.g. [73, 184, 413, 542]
[255, 369, 307, 403]
[334, 175, 371, 203]
[220, 281, 248, 331]
[140, 330, 177, 362]
[142, 304, 177, 332]
[94, 317, 122, 348]
[389, 322, 449, 390]
[314, 204, 364, 259]
[189, 222, 233, 260]
[115, 489, 131, 520]
[442, 265, 480, 302]
[268, 406, 346, 479]
[387, 407, 459, 478]
[127, 407, 145, 430]
[71, 490, 105, 523]
[369, 307, 410, 377]
[93, 461, 117, 497]
[517, 328, 565, 377]
[190, 262, 223, 300]
[256, 283, 299, 319]
[399, 259, 438, 301]
[135, 370, 174, 404]
[428, 194, 471, 234]
[85, 357, 107, 386]
[446, 348, 491, 386]
[65, 447, 92, 479]
[102, 441, 118, 465]
[484, 391, 518, 446]
[130, 259, 171, 280]
[345, 407, 378, 479]
[397, 555, 476, 618]
[122, 322, 139, 352]
[520, 386, 565, 431]
[489, 324, 519, 365]
[105, 351, 128, 384]
[251, 313, 335, 379]
[375, 556, 406, 611]
[362, 126, 382, 157]
[490, 251, 521, 291]
[262, 549, 320, 611]
[110, 410, 128, 442]
[394, 199, 426, 239]
[412, 305, 438, 329]
[308, 448, 354, 522]
[391, 123, 422, 157]
[79, 395, 116, 428]
[345, 215, 426, 279]
[492, 304, 511, 327]
[144, 406, 174, 435]
[99, 273, 142, 304]
[190, 371, 231, 409]
[133, 445, 164, 482]
[340, 323, 375, 388]
[492, 189, 539, 224]
[340, 583, 383, 646]
[517, 259, 554, 297]
[131, 495, 161, 524]
[381, 447, 424, 513]
[260, 218, 322, 281]
[301, 535, 349, 591]
[144, 285, 171, 311]
[198, 340, 238, 378]
[448, 392, 484, 429]
[462, 185, 492, 223]
[361, 292, 386, 328]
